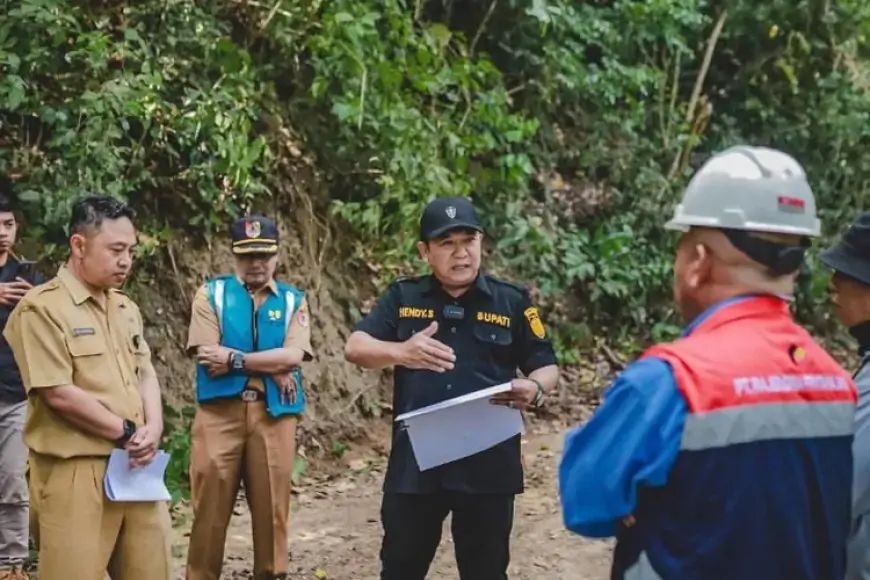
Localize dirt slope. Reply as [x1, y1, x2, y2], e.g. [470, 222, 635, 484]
[169, 424, 614, 579]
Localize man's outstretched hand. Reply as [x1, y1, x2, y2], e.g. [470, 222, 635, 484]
[398, 321, 456, 373]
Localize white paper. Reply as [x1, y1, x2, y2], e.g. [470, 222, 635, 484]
[104, 449, 172, 502]
[395, 383, 526, 471]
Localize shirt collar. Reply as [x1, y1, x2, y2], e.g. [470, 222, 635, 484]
[58, 265, 100, 306]
[235, 276, 279, 295]
[682, 294, 767, 338]
[422, 272, 492, 299]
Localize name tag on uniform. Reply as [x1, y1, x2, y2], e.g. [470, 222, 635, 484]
[398, 307, 435, 319]
[476, 312, 511, 328]
[72, 327, 96, 337]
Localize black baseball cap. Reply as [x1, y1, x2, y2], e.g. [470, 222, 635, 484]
[230, 215, 279, 255]
[820, 210, 870, 286]
[419, 196, 483, 241]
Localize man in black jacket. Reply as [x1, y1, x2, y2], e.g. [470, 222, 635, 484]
[0, 174, 44, 580]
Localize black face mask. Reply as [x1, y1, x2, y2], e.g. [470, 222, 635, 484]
[849, 321, 870, 358]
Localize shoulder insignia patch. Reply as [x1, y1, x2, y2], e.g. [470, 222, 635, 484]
[524, 306, 546, 339]
[296, 302, 308, 328]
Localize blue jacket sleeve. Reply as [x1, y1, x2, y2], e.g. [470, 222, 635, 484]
[558, 357, 687, 538]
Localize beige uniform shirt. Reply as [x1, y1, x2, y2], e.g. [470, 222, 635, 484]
[3, 267, 151, 458]
[186, 278, 313, 391]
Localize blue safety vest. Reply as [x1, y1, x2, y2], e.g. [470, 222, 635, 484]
[194, 275, 306, 417]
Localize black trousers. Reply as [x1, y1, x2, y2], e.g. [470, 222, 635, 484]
[379, 491, 515, 580]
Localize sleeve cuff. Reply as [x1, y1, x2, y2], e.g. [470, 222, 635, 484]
[522, 353, 558, 375]
[352, 322, 394, 342]
[27, 377, 72, 389]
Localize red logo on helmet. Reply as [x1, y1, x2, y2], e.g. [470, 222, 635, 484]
[777, 196, 805, 213]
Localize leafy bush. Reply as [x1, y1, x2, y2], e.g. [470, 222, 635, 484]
[2, 0, 869, 337]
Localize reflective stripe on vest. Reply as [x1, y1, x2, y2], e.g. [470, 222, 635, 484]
[644, 297, 857, 454]
[284, 291, 295, 335]
[214, 279, 225, 321]
[681, 399, 855, 451]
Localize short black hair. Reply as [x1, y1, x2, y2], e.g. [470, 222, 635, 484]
[68, 194, 136, 236]
[0, 174, 17, 214]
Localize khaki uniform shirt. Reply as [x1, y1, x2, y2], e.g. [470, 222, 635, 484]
[187, 278, 313, 391]
[3, 267, 151, 458]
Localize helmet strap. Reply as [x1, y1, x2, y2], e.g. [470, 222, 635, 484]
[721, 229, 808, 276]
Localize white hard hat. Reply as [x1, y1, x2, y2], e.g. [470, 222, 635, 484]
[665, 145, 821, 237]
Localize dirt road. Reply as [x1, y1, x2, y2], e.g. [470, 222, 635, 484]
[170, 426, 614, 579]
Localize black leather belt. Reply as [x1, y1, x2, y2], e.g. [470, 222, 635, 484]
[240, 387, 265, 402]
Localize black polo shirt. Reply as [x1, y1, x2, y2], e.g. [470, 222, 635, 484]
[354, 272, 558, 495]
[0, 257, 46, 403]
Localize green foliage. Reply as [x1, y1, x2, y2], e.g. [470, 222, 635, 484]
[4, 0, 869, 501]
[295, 0, 870, 337]
[161, 403, 195, 503]
[3, 0, 870, 347]
[0, 0, 271, 253]
[305, 0, 539, 263]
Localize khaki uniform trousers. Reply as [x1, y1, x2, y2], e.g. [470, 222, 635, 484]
[29, 453, 171, 580]
[186, 399, 298, 580]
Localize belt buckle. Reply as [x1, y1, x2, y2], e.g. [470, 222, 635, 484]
[241, 389, 258, 403]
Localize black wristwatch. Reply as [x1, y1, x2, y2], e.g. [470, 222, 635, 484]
[115, 419, 136, 447]
[530, 379, 545, 408]
[229, 351, 246, 372]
